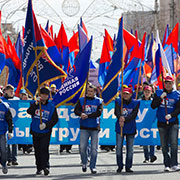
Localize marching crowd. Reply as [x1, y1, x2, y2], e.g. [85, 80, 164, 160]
[0, 75, 180, 176]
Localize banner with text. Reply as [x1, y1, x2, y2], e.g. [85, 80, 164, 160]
[7, 100, 180, 145]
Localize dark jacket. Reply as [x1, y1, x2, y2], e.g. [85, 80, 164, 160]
[5, 109, 13, 133]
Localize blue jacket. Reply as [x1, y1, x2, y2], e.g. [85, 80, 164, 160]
[115, 97, 139, 135]
[75, 96, 103, 129]
[30, 102, 55, 134]
[0, 102, 10, 135]
[151, 89, 180, 126]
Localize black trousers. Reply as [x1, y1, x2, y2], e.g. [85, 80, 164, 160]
[33, 134, 51, 171]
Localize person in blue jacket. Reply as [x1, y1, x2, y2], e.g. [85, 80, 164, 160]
[27, 87, 58, 176]
[151, 76, 180, 172]
[1, 84, 19, 167]
[0, 99, 13, 174]
[74, 84, 103, 174]
[114, 87, 139, 173]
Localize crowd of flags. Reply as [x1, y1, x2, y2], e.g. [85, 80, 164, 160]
[0, 0, 179, 106]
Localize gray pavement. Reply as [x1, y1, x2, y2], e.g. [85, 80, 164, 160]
[1, 145, 180, 180]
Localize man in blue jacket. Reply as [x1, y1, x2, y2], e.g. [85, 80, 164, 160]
[74, 84, 103, 174]
[151, 76, 180, 172]
[0, 99, 13, 174]
[114, 87, 139, 173]
[27, 87, 58, 176]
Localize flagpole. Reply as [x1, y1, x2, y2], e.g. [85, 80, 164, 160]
[82, 73, 89, 112]
[120, 55, 124, 137]
[35, 47, 43, 124]
[5, 66, 9, 86]
[155, 30, 168, 125]
[82, 37, 92, 112]
[161, 71, 168, 124]
[119, 17, 124, 137]
[135, 61, 142, 99]
[175, 53, 179, 89]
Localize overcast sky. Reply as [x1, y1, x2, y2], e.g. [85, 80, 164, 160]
[0, 0, 156, 60]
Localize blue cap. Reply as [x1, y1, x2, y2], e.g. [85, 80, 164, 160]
[20, 89, 27, 94]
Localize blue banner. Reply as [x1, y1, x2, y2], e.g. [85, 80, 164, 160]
[7, 100, 180, 145]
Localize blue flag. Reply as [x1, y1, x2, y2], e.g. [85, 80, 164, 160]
[22, 0, 36, 86]
[22, 0, 66, 96]
[45, 20, 49, 32]
[15, 32, 23, 61]
[120, 57, 141, 88]
[101, 17, 123, 105]
[98, 61, 110, 87]
[90, 60, 96, 69]
[0, 32, 5, 74]
[145, 33, 154, 70]
[164, 44, 175, 75]
[78, 24, 88, 52]
[5, 58, 20, 87]
[52, 37, 93, 107]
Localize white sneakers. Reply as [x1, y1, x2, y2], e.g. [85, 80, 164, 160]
[171, 166, 180, 171]
[91, 168, 97, 174]
[164, 166, 180, 172]
[164, 167, 171, 172]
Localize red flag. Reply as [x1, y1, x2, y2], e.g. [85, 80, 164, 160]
[125, 32, 146, 69]
[128, 34, 139, 62]
[0, 11, 5, 55]
[56, 22, 69, 51]
[166, 23, 179, 53]
[0, 11, 1, 32]
[69, 31, 79, 57]
[5, 36, 22, 91]
[40, 26, 55, 47]
[50, 25, 53, 39]
[100, 36, 111, 64]
[123, 28, 137, 51]
[2, 37, 10, 59]
[137, 32, 146, 61]
[22, 26, 25, 39]
[105, 29, 113, 52]
[15, 73, 22, 97]
[99, 29, 113, 64]
[155, 45, 164, 89]
[40, 25, 64, 65]
[7, 36, 21, 70]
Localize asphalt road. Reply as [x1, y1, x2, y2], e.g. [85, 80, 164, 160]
[0, 145, 180, 180]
